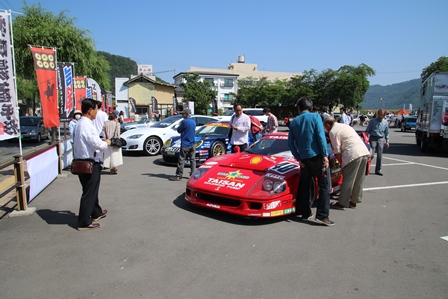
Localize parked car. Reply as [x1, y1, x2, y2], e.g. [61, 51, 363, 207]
[19, 116, 49, 142]
[161, 121, 254, 165]
[218, 108, 268, 126]
[185, 132, 343, 218]
[121, 115, 218, 156]
[401, 116, 417, 132]
[121, 116, 156, 133]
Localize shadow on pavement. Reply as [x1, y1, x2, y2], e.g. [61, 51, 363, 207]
[36, 209, 77, 229]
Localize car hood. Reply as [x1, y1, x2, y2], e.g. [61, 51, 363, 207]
[191, 153, 299, 194]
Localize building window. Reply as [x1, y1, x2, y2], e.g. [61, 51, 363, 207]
[223, 94, 235, 102]
[224, 79, 233, 87]
[204, 78, 214, 86]
[136, 106, 149, 115]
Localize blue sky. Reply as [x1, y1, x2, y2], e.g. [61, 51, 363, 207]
[3, 0, 447, 86]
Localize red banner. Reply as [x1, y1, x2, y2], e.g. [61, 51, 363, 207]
[30, 47, 59, 127]
[74, 76, 87, 111]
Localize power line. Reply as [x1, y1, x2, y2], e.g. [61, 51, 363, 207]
[3, 0, 15, 11]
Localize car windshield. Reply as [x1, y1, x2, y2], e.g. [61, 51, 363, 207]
[20, 117, 39, 126]
[196, 123, 229, 136]
[138, 117, 153, 124]
[406, 117, 417, 122]
[151, 115, 182, 128]
[225, 110, 234, 116]
[246, 135, 291, 156]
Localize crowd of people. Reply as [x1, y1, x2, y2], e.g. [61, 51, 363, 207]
[71, 96, 389, 230]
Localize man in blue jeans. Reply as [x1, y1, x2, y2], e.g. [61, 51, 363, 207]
[170, 108, 196, 181]
[288, 96, 334, 226]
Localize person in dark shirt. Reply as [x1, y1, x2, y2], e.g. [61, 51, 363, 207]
[288, 96, 334, 226]
[170, 109, 196, 181]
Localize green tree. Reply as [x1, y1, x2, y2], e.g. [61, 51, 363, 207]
[333, 64, 375, 111]
[97, 51, 137, 91]
[13, 3, 110, 104]
[180, 73, 217, 115]
[421, 56, 448, 82]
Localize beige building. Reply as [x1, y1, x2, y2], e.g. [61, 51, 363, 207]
[189, 55, 301, 82]
[122, 74, 176, 117]
[175, 55, 301, 111]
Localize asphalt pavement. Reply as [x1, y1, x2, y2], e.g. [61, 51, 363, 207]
[1, 124, 448, 299]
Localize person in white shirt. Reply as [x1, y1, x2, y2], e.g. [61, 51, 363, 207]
[92, 100, 108, 137]
[340, 107, 351, 125]
[73, 98, 111, 231]
[229, 103, 251, 153]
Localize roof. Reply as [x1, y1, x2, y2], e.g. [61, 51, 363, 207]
[123, 74, 176, 88]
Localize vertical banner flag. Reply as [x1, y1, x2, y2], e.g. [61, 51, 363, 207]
[0, 12, 19, 141]
[74, 76, 87, 111]
[57, 62, 75, 122]
[212, 98, 218, 113]
[151, 96, 158, 113]
[173, 96, 178, 112]
[129, 97, 137, 113]
[30, 47, 59, 128]
[87, 78, 102, 103]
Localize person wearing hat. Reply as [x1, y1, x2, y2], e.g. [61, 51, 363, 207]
[69, 110, 82, 155]
[170, 108, 196, 181]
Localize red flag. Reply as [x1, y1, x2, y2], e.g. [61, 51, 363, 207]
[74, 76, 87, 111]
[30, 47, 59, 127]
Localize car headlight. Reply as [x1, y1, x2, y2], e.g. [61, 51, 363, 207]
[190, 167, 211, 181]
[127, 134, 143, 139]
[164, 138, 172, 147]
[248, 175, 287, 197]
[30, 129, 36, 134]
[195, 140, 203, 148]
[273, 181, 286, 193]
[263, 180, 273, 191]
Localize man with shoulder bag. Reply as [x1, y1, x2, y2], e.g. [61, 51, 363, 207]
[73, 98, 111, 231]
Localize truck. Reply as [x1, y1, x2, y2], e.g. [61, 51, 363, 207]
[415, 72, 448, 152]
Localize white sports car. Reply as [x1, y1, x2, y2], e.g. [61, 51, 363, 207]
[121, 115, 218, 156]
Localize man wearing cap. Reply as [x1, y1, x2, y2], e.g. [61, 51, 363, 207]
[170, 108, 196, 181]
[69, 110, 82, 155]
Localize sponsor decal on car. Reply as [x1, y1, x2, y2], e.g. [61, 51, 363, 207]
[205, 161, 218, 165]
[206, 203, 220, 209]
[270, 210, 284, 216]
[205, 122, 228, 127]
[239, 155, 252, 160]
[217, 170, 249, 180]
[265, 200, 281, 210]
[269, 161, 299, 174]
[265, 173, 285, 180]
[250, 156, 263, 165]
[204, 178, 245, 190]
[248, 213, 262, 217]
[262, 156, 277, 163]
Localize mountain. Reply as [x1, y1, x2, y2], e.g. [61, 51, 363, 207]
[97, 51, 169, 91]
[363, 79, 421, 110]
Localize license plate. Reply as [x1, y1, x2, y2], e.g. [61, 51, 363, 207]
[166, 151, 175, 155]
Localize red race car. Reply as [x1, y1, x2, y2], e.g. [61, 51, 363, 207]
[185, 132, 342, 218]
